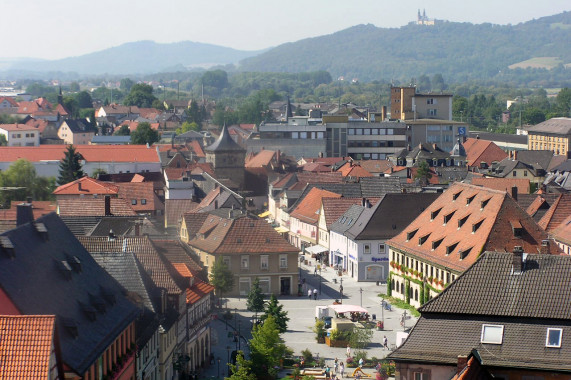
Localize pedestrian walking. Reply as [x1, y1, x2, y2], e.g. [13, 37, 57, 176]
[308, 289, 312, 300]
[339, 284, 343, 297]
[334, 358, 338, 373]
[339, 362, 345, 378]
[358, 358, 364, 368]
[346, 344, 351, 357]
[313, 288, 318, 300]
[383, 335, 388, 350]
[314, 266, 317, 276]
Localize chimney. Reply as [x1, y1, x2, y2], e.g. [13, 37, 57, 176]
[362, 197, 366, 207]
[512, 246, 524, 274]
[476, 135, 480, 140]
[540, 240, 550, 255]
[104, 195, 111, 216]
[511, 185, 518, 201]
[134, 222, 140, 237]
[276, 150, 281, 163]
[457, 355, 468, 374]
[366, 199, 372, 208]
[16, 203, 34, 226]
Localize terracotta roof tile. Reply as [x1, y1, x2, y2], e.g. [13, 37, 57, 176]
[321, 197, 374, 228]
[0, 123, 37, 132]
[0, 145, 160, 163]
[538, 193, 571, 232]
[0, 315, 58, 379]
[387, 183, 557, 273]
[165, 199, 200, 228]
[471, 177, 530, 194]
[0, 201, 56, 222]
[338, 163, 373, 178]
[290, 188, 342, 224]
[245, 150, 276, 168]
[462, 138, 508, 168]
[353, 159, 394, 174]
[117, 182, 158, 212]
[185, 280, 215, 304]
[53, 176, 119, 196]
[551, 214, 571, 247]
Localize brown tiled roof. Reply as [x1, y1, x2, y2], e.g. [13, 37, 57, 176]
[301, 162, 332, 172]
[24, 118, 49, 133]
[551, 214, 571, 247]
[321, 197, 370, 228]
[354, 159, 394, 174]
[79, 236, 181, 294]
[538, 193, 571, 232]
[116, 182, 158, 212]
[57, 198, 137, 216]
[0, 123, 37, 132]
[451, 356, 491, 380]
[338, 163, 373, 178]
[0, 315, 58, 379]
[471, 177, 530, 194]
[271, 172, 343, 189]
[165, 199, 200, 228]
[245, 150, 276, 168]
[290, 188, 342, 224]
[387, 183, 557, 273]
[53, 176, 119, 196]
[189, 216, 298, 255]
[463, 138, 508, 168]
[0, 201, 56, 222]
[0, 145, 160, 163]
[183, 212, 209, 239]
[151, 239, 203, 275]
[189, 140, 205, 158]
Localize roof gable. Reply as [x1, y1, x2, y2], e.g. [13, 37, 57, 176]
[53, 176, 119, 196]
[290, 187, 342, 224]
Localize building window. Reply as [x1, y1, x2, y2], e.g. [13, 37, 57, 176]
[513, 171, 517, 177]
[141, 199, 147, 205]
[131, 199, 137, 205]
[222, 256, 231, 269]
[279, 254, 287, 269]
[379, 244, 385, 253]
[481, 324, 504, 344]
[524, 170, 528, 176]
[364, 244, 370, 254]
[414, 372, 428, 380]
[258, 278, 271, 294]
[239, 278, 251, 296]
[261, 255, 269, 270]
[546, 328, 562, 348]
[241, 255, 249, 270]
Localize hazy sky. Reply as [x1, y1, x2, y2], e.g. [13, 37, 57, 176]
[3, 0, 569, 60]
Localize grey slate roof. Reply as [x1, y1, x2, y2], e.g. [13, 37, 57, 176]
[204, 124, 245, 152]
[330, 204, 366, 234]
[390, 252, 571, 371]
[345, 193, 440, 240]
[516, 150, 555, 171]
[0, 213, 139, 375]
[359, 177, 403, 197]
[526, 117, 571, 135]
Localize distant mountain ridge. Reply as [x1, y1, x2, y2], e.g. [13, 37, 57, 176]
[3, 40, 264, 75]
[238, 11, 571, 82]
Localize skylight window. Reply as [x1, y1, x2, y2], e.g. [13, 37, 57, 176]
[481, 324, 504, 344]
[480, 198, 490, 210]
[546, 328, 562, 348]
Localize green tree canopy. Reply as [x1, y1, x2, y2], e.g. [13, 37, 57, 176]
[123, 83, 157, 108]
[175, 121, 200, 135]
[209, 259, 235, 301]
[130, 122, 159, 145]
[414, 161, 432, 186]
[228, 351, 256, 380]
[57, 145, 85, 185]
[249, 315, 289, 379]
[0, 159, 55, 207]
[260, 294, 289, 333]
[69, 82, 80, 92]
[120, 78, 135, 92]
[246, 278, 265, 319]
[115, 125, 131, 136]
[74, 91, 93, 109]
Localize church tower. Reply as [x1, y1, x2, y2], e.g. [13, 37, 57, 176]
[205, 124, 246, 189]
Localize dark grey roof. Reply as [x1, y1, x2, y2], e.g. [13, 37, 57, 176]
[421, 252, 571, 319]
[87, 216, 145, 236]
[468, 131, 528, 145]
[61, 216, 104, 235]
[204, 124, 245, 152]
[91, 135, 131, 144]
[330, 204, 366, 234]
[0, 213, 139, 375]
[408, 143, 452, 161]
[516, 150, 554, 171]
[526, 117, 571, 135]
[359, 177, 403, 197]
[63, 119, 96, 133]
[488, 158, 541, 178]
[389, 251, 571, 371]
[346, 193, 440, 240]
[450, 138, 466, 157]
[434, 166, 469, 183]
[551, 159, 571, 172]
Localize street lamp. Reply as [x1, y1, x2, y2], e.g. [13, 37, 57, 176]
[226, 346, 231, 377]
[238, 320, 242, 351]
[380, 300, 385, 327]
[359, 287, 363, 307]
[217, 357, 221, 379]
[235, 308, 238, 330]
[340, 277, 343, 304]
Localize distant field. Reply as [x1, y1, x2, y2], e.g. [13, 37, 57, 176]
[508, 57, 563, 70]
[550, 22, 571, 30]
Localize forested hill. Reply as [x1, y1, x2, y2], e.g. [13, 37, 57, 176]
[237, 12, 571, 83]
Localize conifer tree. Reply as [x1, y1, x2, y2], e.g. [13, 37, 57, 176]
[246, 278, 265, 321]
[57, 145, 85, 185]
[260, 294, 289, 333]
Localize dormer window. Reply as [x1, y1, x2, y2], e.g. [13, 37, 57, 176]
[510, 220, 523, 237]
[446, 242, 459, 255]
[546, 328, 562, 348]
[466, 194, 476, 205]
[480, 198, 490, 210]
[430, 208, 442, 221]
[459, 247, 472, 260]
[443, 211, 455, 225]
[472, 219, 484, 233]
[406, 228, 419, 241]
[418, 233, 430, 246]
[452, 191, 462, 201]
[431, 238, 444, 250]
[481, 324, 504, 344]
[458, 214, 470, 228]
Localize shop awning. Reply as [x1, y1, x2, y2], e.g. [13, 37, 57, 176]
[274, 226, 289, 233]
[258, 211, 271, 218]
[305, 245, 329, 254]
[329, 304, 368, 314]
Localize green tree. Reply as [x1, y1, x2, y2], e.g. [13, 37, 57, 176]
[209, 259, 235, 306]
[69, 82, 80, 92]
[130, 122, 159, 145]
[228, 351, 256, 380]
[186, 100, 202, 124]
[414, 161, 432, 186]
[115, 125, 131, 136]
[62, 96, 79, 118]
[175, 121, 200, 135]
[260, 294, 289, 333]
[249, 315, 289, 379]
[120, 78, 135, 92]
[246, 278, 265, 320]
[0, 159, 56, 207]
[0, 134, 7, 146]
[349, 326, 373, 351]
[74, 91, 93, 109]
[123, 83, 157, 108]
[91, 168, 108, 179]
[57, 145, 85, 185]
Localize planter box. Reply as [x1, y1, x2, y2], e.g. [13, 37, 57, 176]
[317, 337, 325, 344]
[325, 336, 349, 347]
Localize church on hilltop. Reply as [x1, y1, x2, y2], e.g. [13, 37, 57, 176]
[417, 9, 435, 25]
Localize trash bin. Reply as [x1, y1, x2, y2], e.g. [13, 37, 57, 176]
[372, 314, 376, 320]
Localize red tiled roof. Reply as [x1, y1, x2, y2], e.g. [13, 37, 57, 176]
[151, 239, 203, 274]
[471, 177, 530, 194]
[0, 145, 160, 163]
[551, 214, 571, 246]
[538, 194, 571, 232]
[24, 118, 49, 133]
[55, 104, 69, 116]
[53, 176, 119, 195]
[463, 138, 508, 168]
[186, 280, 215, 304]
[245, 150, 276, 168]
[0, 97, 18, 107]
[189, 216, 298, 254]
[0, 315, 57, 379]
[189, 140, 205, 158]
[290, 187, 342, 224]
[0, 201, 56, 220]
[131, 174, 145, 182]
[165, 199, 200, 228]
[17, 98, 53, 114]
[354, 160, 394, 174]
[321, 197, 379, 228]
[338, 163, 373, 178]
[57, 198, 137, 216]
[301, 162, 332, 172]
[387, 182, 557, 273]
[183, 212, 209, 238]
[173, 262, 195, 278]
